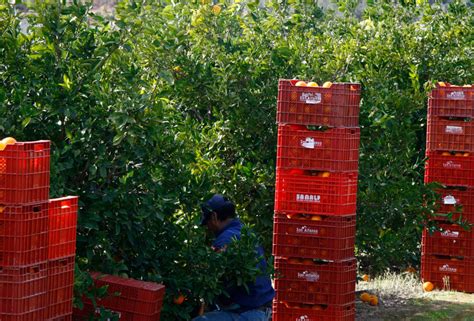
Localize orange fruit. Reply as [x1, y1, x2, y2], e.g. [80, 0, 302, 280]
[360, 292, 371, 302]
[321, 172, 330, 178]
[369, 295, 378, 306]
[350, 85, 358, 91]
[463, 153, 470, 157]
[307, 82, 319, 87]
[212, 4, 221, 14]
[0, 206, 4, 213]
[311, 215, 322, 221]
[173, 294, 186, 305]
[455, 153, 463, 157]
[362, 274, 370, 282]
[438, 82, 446, 87]
[0, 141, 6, 151]
[423, 281, 434, 292]
[2, 137, 16, 145]
[405, 267, 416, 273]
[295, 81, 307, 87]
[441, 152, 450, 156]
[322, 81, 332, 88]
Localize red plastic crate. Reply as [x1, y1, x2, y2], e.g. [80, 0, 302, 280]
[0, 263, 48, 314]
[272, 213, 355, 261]
[421, 255, 474, 293]
[426, 116, 474, 153]
[276, 125, 360, 172]
[48, 314, 72, 321]
[0, 309, 47, 321]
[73, 305, 161, 321]
[0, 140, 50, 204]
[0, 202, 48, 267]
[272, 300, 355, 321]
[276, 79, 361, 127]
[275, 170, 358, 216]
[428, 84, 474, 118]
[431, 187, 474, 222]
[422, 224, 474, 257]
[274, 258, 356, 306]
[49, 196, 79, 260]
[48, 256, 75, 319]
[424, 151, 474, 187]
[86, 272, 165, 316]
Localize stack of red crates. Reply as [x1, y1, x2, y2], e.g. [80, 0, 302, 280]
[0, 141, 51, 320]
[73, 273, 165, 321]
[48, 196, 79, 321]
[272, 79, 361, 321]
[0, 140, 79, 321]
[423, 83, 474, 292]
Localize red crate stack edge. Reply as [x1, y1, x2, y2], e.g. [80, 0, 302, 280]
[422, 82, 474, 293]
[273, 79, 361, 321]
[0, 140, 80, 321]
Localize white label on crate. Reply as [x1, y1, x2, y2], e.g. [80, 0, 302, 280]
[441, 230, 460, 238]
[297, 316, 311, 321]
[445, 126, 464, 134]
[296, 194, 321, 203]
[439, 264, 458, 273]
[296, 226, 319, 235]
[298, 271, 320, 282]
[300, 137, 322, 149]
[443, 195, 457, 205]
[443, 161, 462, 169]
[300, 92, 322, 104]
[447, 91, 465, 100]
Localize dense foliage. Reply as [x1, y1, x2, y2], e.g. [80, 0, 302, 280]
[1, 0, 472, 319]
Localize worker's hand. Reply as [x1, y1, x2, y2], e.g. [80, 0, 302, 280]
[198, 302, 206, 316]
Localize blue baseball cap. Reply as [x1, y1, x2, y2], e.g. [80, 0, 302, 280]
[200, 194, 235, 225]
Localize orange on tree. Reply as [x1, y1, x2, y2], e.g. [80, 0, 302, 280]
[423, 281, 434, 292]
[173, 294, 186, 305]
[212, 4, 221, 14]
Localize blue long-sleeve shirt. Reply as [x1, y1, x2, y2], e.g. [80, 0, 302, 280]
[212, 219, 275, 309]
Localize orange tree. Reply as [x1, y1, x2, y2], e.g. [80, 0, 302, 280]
[1, 0, 473, 320]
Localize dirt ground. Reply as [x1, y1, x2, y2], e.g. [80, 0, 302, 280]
[356, 273, 474, 320]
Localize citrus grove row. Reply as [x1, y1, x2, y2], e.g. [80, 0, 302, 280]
[1, 1, 473, 320]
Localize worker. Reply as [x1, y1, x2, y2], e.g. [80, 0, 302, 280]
[192, 194, 274, 321]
